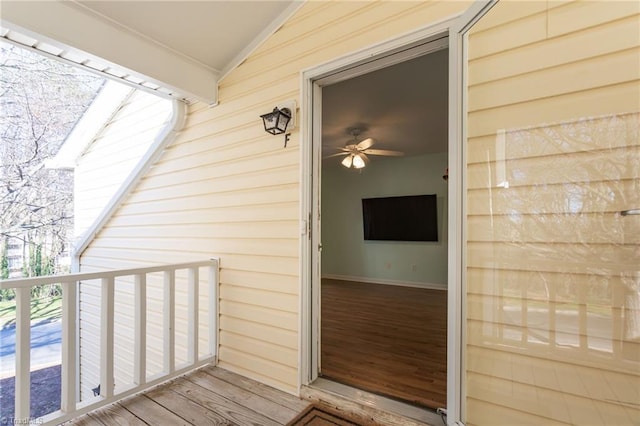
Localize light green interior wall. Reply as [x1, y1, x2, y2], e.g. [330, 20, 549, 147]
[321, 152, 448, 286]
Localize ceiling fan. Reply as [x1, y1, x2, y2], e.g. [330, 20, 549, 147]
[326, 129, 404, 169]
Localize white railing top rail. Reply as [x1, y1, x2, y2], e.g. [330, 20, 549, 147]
[0, 259, 219, 289]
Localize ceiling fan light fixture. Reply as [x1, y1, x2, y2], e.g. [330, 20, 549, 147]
[329, 129, 404, 169]
[352, 154, 366, 169]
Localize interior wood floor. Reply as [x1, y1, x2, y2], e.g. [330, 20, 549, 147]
[320, 279, 447, 410]
[68, 366, 311, 426]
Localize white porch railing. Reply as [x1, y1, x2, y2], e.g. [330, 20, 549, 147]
[0, 258, 219, 425]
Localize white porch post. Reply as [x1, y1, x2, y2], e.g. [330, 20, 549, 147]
[209, 262, 218, 358]
[163, 270, 175, 373]
[61, 281, 77, 412]
[134, 273, 147, 385]
[100, 277, 114, 398]
[187, 267, 199, 364]
[14, 286, 31, 421]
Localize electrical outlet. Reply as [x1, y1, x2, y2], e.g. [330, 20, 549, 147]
[411, 264, 417, 271]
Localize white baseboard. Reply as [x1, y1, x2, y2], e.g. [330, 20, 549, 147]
[322, 274, 447, 290]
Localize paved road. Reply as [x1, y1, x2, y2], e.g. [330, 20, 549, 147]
[0, 319, 61, 378]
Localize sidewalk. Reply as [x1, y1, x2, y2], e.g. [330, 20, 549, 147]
[0, 319, 62, 379]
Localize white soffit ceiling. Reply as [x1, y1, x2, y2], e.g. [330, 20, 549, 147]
[0, 0, 298, 104]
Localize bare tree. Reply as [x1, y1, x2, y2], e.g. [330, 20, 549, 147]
[0, 41, 104, 278]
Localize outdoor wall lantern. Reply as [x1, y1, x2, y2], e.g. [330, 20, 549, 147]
[261, 107, 291, 135]
[260, 101, 296, 147]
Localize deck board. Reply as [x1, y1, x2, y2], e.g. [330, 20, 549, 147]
[186, 369, 298, 424]
[120, 393, 190, 425]
[67, 366, 310, 425]
[170, 377, 282, 426]
[145, 386, 233, 425]
[203, 366, 310, 412]
[87, 403, 147, 426]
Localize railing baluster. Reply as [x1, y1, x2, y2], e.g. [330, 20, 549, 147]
[549, 283, 556, 349]
[187, 267, 199, 364]
[134, 273, 146, 385]
[578, 284, 588, 349]
[100, 277, 114, 398]
[209, 262, 218, 358]
[61, 281, 77, 412]
[14, 286, 31, 421]
[164, 270, 175, 373]
[612, 282, 623, 358]
[521, 284, 528, 343]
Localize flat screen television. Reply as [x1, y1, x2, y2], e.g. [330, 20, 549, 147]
[362, 194, 438, 242]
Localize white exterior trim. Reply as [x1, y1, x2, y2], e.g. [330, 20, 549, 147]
[73, 99, 187, 259]
[45, 81, 133, 170]
[447, 3, 497, 424]
[1, 2, 218, 104]
[300, 11, 464, 422]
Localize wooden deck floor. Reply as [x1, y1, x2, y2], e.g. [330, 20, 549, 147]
[68, 366, 311, 425]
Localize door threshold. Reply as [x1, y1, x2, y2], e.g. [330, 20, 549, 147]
[302, 377, 443, 426]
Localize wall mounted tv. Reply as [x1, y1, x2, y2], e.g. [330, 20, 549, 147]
[362, 194, 438, 242]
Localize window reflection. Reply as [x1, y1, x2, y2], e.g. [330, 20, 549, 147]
[470, 112, 639, 363]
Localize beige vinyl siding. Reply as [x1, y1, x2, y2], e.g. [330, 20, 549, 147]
[75, 90, 172, 399]
[78, 0, 470, 394]
[465, 2, 639, 425]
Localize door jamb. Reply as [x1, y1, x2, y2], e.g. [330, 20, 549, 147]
[447, 1, 497, 421]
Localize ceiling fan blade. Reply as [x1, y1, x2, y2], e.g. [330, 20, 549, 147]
[360, 153, 370, 164]
[363, 149, 404, 157]
[324, 152, 350, 159]
[356, 138, 374, 150]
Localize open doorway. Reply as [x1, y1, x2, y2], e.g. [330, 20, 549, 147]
[317, 42, 449, 410]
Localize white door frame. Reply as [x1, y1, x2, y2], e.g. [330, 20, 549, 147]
[447, 1, 497, 422]
[299, 3, 495, 424]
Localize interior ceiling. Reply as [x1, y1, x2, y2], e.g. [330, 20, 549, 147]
[322, 48, 448, 163]
[74, 0, 294, 75]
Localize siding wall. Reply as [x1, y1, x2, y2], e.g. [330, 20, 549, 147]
[78, 0, 469, 395]
[465, 2, 639, 425]
[75, 90, 172, 399]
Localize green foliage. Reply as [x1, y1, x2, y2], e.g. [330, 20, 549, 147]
[0, 250, 8, 280]
[0, 295, 62, 329]
[31, 283, 61, 299]
[34, 244, 42, 277]
[18, 243, 61, 298]
[0, 288, 15, 301]
[22, 243, 52, 278]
